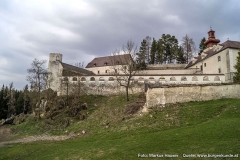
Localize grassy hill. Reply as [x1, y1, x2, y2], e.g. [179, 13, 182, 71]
[0, 94, 239, 159]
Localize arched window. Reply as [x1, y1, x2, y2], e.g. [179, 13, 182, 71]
[109, 77, 114, 81]
[90, 77, 95, 81]
[117, 77, 124, 81]
[99, 77, 105, 81]
[81, 77, 86, 81]
[181, 76, 187, 81]
[170, 77, 176, 81]
[214, 76, 220, 81]
[72, 77, 77, 81]
[203, 76, 209, 81]
[159, 77, 165, 81]
[192, 76, 198, 81]
[63, 77, 68, 81]
[149, 77, 155, 81]
[138, 77, 144, 81]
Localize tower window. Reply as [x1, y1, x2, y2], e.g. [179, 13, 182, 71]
[218, 56, 221, 61]
[204, 63, 206, 67]
[105, 70, 107, 73]
[98, 71, 100, 74]
[218, 68, 221, 73]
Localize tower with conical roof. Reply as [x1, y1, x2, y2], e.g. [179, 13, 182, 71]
[204, 28, 220, 47]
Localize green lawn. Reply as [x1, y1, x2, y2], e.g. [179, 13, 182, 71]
[0, 95, 239, 160]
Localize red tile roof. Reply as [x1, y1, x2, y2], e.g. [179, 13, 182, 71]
[185, 40, 240, 68]
[61, 62, 94, 75]
[86, 54, 132, 68]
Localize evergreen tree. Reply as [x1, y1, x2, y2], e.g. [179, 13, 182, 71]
[156, 34, 179, 64]
[23, 84, 30, 113]
[15, 91, 24, 115]
[155, 39, 164, 64]
[6, 83, 16, 118]
[233, 51, 240, 82]
[0, 85, 8, 119]
[199, 37, 207, 55]
[136, 39, 148, 69]
[176, 46, 187, 64]
[149, 38, 157, 64]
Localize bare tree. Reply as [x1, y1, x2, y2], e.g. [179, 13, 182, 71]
[181, 35, 196, 63]
[27, 59, 48, 119]
[110, 40, 140, 101]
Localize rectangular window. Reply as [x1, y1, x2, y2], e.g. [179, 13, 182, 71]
[105, 70, 107, 73]
[218, 56, 221, 61]
[218, 68, 221, 73]
[115, 69, 117, 73]
[98, 71, 100, 74]
[204, 63, 206, 67]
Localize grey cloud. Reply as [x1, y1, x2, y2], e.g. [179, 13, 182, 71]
[1, 0, 240, 89]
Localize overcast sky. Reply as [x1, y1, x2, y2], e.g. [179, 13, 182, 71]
[1, 0, 240, 90]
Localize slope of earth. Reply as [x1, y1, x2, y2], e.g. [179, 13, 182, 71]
[0, 94, 239, 160]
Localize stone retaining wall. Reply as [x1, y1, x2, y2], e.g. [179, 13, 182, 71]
[143, 84, 240, 112]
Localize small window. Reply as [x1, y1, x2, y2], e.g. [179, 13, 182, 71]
[99, 77, 104, 81]
[72, 77, 77, 81]
[115, 69, 117, 73]
[218, 56, 221, 62]
[94, 63, 96, 67]
[181, 76, 187, 81]
[204, 63, 206, 67]
[105, 70, 107, 73]
[109, 77, 114, 81]
[218, 68, 221, 73]
[170, 77, 176, 81]
[105, 62, 107, 66]
[81, 77, 86, 81]
[98, 71, 100, 74]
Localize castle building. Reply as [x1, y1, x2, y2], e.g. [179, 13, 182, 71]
[47, 29, 240, 95]
[185, 29, 240, 81]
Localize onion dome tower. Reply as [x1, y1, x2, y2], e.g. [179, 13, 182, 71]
[204, 28, 220, 47]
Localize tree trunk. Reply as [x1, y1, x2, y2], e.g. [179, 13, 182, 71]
[126, 86, 129, 101]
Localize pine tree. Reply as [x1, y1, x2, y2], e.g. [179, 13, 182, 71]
[233, 51, 240, 82]
[156, 34, 179, 64]
[149, 38, 157, 64]
[199, 37, 207, 55]
[15, 91, 24, 115]
[136, 39, 148, 69]
[0, 85, 7, 119]
[155, 39, 164, 64]
[176, 46, 187, 64]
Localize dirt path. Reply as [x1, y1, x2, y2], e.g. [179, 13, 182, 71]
[0, 126, 78, 147]
[0, 134, 76, 146]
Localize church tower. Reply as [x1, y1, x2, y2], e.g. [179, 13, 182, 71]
[204, 28, 220, 47]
